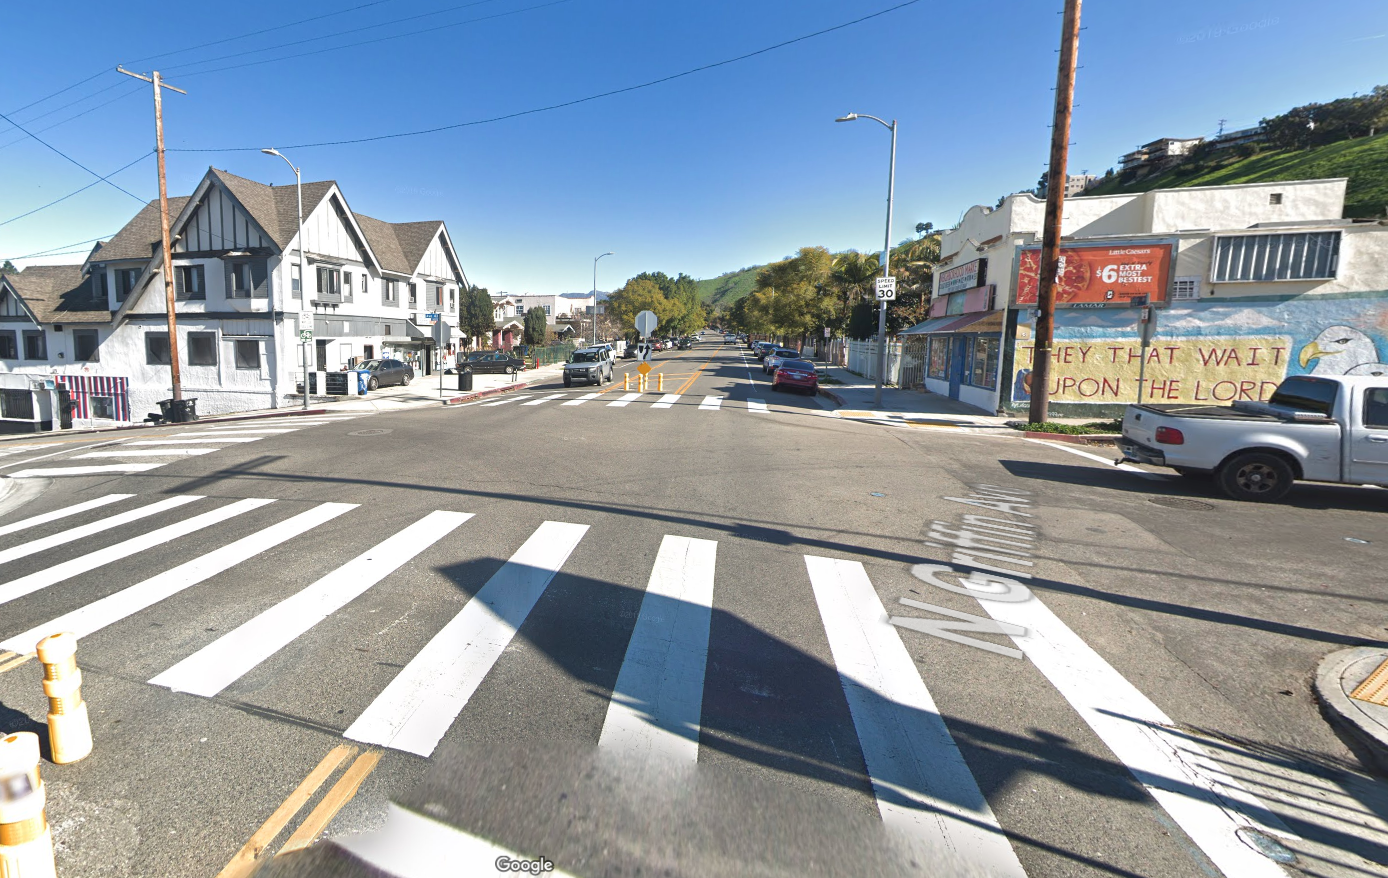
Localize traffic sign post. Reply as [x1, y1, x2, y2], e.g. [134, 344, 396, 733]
[432, 321, 452, 396]
[635, 310, 658, 338]
[298, 311, 314, 409]
[875, 277, 897, 301]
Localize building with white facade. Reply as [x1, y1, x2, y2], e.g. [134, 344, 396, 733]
[0, 166, 471, 430]
[902, 177, 1388, 416]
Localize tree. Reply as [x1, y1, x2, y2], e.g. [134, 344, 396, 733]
[914, 222, 933, 237]
[606, 277, 683, 336]
[0, 259, 16, 275]
[459, 286, 495, 349]
[522, 306, 549, 346]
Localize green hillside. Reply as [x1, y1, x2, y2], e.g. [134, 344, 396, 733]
[695, 265, 762, 307]
[1083, 133, 1388, 218]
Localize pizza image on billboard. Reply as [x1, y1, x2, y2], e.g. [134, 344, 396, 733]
[1016, 243, 1173, 307]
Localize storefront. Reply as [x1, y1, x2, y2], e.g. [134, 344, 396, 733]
[902, 269, 1006, 413]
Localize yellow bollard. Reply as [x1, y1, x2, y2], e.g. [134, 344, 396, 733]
[623, 373, 630, 390]
[0, 732, 57, 878]
[657, 373, 664, 392]
[36, 633, 92, 765]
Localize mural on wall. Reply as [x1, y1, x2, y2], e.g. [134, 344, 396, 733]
[1011, 293, 1388, 405]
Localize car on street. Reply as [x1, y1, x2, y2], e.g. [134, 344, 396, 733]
[724, 334, 736, 343]
[357, 358, 414, 391]
[753, 342, 777, 359]
[763, 347, 801, 374]
[563, 347, 613, 387]
[461, 350, 525, 374]
[1117, 374, 1388, 502]
[771, 358, 819, 394]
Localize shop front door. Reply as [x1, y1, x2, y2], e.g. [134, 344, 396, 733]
[949, 336, 967, 399]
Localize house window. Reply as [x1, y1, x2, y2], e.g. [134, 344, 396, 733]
[228, 263, 252, 298]
[291, 263, 302, 299]
[1269, 193, 1283, 205]
[316, 266, 341, 300]
[1211, 232, 1340, 282]
[449, 289, 456, 312]
[1, 389, 33, 420]
[927, 337, 949, 380]
[22, 330, 46, 360]
[516, 304, 525, 315]
[543, 305, 551, 316]
[0, 331, 15, 360]
[116, 268, 139, 302]
[188, 332, 217, 365]
[146, 331, 171, 365]
[967, 336, 999, 389]
[72, 329, 99, 362]
[94, 271, 109, 300]
[175, 265, 206, 300]
[90, 396, 116, 420]
[233, 339, 261, 370]
[434, 285, 443, 308]
[408, 283, 417, 306]
[343, 271, 353, 302]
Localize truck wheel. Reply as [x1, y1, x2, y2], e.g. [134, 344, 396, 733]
[564, 376, 572, 388]
[1217, 452, 1294, 502]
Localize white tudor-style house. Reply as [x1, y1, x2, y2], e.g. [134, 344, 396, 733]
[0, 167, 471, 431]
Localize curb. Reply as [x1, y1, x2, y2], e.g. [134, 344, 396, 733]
[0, 406, 334, 444]
[817, 387, 847, 407]
[1313, 646, 1388, 775]
[1021, 431, 1120, 446]
[442, 380, 530, 406]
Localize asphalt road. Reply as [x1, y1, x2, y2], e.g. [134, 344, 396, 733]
[0, 342, 1386, 878]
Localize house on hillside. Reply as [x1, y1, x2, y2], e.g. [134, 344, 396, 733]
[0, 166, 471, 430]
[1119, 137, 1204, 176]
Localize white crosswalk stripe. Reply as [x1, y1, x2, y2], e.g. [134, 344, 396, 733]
[650, 393, 681, 409]
[698, 396, 723, 410]
[747, 398, 768, 413]
[480, 395, 530, 407]
[0, 494, 132, 539]
[0, 495, 201, 568]
[151, 510, 471, 698]
[125, 436, 265, 445]
[174, 429, 298, 436]
[9, 463, 165, 478]
[560, 393, 601, 406]
[74, 448, 220, 458]
[0, 444, 61, 457]
[805, 556, 1027, 877]
[607, 392, 642, 407]
[521, 394, 566, 406]
[344, 520, 589, 757]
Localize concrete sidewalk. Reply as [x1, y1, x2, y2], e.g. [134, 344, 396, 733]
[302, 363, 565, 413]
[814, 365, 1010, 427]
[1315, 648, 1388, 775]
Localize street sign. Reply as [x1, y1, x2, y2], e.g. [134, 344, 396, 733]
[425, 311, 441, 321]
[298, 311, 313, 331]
[298, 329, 313, 343]
[823, 327, 831, 338]
[637, 362, 652, 376]
[432, 321, 451, 346]
[875, 277, 897, 301]
[635, 310, 658, 337]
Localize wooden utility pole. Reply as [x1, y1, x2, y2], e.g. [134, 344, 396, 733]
[118, 67, 186, 402]
[1028, 0, 1082, 425]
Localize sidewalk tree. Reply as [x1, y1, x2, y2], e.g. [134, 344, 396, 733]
[460, 285, 495, 349]
[523, 306, 549, 346]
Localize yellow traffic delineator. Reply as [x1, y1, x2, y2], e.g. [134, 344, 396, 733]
[36, 633, 93, 765]
[0, 732, 56, 878]
[657, 373, 664, 392]
[623, 373, 630, 390]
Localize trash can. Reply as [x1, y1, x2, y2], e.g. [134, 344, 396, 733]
[157, 397, 198, 423]
[458, 366, 473, 392]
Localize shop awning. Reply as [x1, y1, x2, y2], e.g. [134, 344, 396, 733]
[899, 310, 1004, 335]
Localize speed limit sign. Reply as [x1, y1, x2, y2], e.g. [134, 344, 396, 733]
[875, 277, 897, 301]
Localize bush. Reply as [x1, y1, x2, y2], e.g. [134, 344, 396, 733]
[1015, 420, 1121, 435]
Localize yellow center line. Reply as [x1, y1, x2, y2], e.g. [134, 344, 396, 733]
[216, 744, 356, 878]
[277, 749, 384, 855]
[675, 348, 724, 396]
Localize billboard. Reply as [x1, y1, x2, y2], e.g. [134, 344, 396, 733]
[938, 258, 987, 296]
[1015, 242, 1172, 308]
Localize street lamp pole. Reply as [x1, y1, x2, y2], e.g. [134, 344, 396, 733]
[593, 251, 613, 347]
[837, 113, 897, 407]
[261, 148, 308, 411]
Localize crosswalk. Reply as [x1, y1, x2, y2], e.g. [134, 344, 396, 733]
[455, 391, 791, 414]
[4, 414, 362, 479]
[0, 491, 1303, 877]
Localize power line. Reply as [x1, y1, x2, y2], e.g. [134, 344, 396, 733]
[0, 84, 146, 153]
[2, 234, 117, 262]
[173, 0, 925, 153]
[0, 110, 145, 202]
[0, 152, 151, 228]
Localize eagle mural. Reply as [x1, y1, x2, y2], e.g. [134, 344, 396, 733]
[1298, 325, 1388, 377]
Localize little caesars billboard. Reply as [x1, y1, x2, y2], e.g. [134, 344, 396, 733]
[1015, 242, 1173, 308]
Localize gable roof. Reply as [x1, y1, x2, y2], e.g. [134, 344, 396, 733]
[210, 168, 336, 250]
[94, 196, 192, 263]
[2, 265, 111, 324]
[393, 221, 444, 273]
[351, 213, 411, 275]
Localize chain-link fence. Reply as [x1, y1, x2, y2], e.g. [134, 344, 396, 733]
[518, 341, 578, 368]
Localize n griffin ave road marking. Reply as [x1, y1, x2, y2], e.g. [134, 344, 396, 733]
[599, 535, 717, 764]
[805, 555, 1027, 877]
[345, 521, 588, 756]
[896, 484, 1298, 878]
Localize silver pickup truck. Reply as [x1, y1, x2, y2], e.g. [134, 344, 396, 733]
[1116, 375, 1388, 502]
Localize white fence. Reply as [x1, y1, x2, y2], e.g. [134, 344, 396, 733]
[846, 339, 902, 385]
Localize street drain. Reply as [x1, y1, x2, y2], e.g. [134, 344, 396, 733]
[349, 429, 392, 436]
[1148, 497, 1214, 511]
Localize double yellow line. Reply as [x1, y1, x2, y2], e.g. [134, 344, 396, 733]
[217, 743, 382, 877]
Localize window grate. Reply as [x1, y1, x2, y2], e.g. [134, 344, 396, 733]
[1211, 232, 1339, 282]
[1171, 276, 1200, 300]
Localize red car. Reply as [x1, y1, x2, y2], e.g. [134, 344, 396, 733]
[772, 358, 819, 394]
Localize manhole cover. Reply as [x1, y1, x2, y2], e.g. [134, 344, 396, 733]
[1148, 497, 1214, 511]
[348, 428, 392, 436]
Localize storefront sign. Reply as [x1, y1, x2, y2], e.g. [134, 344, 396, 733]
[939, 258, 987, 296]
[1015, 243, 1172, 308]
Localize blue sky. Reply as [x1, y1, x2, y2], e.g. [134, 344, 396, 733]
[1, 0, 1384, 295]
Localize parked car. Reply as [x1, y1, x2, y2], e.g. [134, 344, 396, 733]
[763, 348, 801, 374]
[724, 334, 736, 344]
[358, 358, 414, 391]
[753, 342, 777, 359]
[622, 344, 638, 359]
[677, 338, 693, 350]
[772, 359, 819, 394]
[1116, 374, 1388, 502]
[563, 348, 613, 387]
[462, 350, 525, 374]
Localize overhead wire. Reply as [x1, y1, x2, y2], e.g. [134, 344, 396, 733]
[2, 235, 116, 262]
[0, 84, 146, 152]
[0, 152, 152, 228]
[171, 0, 925, 153]
[0, 110, 145, 202]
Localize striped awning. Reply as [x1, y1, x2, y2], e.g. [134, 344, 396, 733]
[54, 375, 131, 421]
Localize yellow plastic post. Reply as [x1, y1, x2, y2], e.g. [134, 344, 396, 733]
[0, 732, 56, 878]
[657, 373, 664, 392]
[36, 633, 93, 765]
[623, 373, 630, 390]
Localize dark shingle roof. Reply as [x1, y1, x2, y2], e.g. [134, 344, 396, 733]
[2, 265, 111, 324]
[392, 221, 444, 273]
[211, 168, 335, 250]
[353, 213, 412, 274]
[96, 196, 191, 262]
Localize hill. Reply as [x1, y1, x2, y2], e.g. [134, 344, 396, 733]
[694, 265, 762, 307]
[1082, 133, 1388, 218]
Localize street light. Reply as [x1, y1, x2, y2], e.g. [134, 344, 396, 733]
[593, 251, 613, 347]
[261, 148, 308, 411]
[837, 112, 897, 407]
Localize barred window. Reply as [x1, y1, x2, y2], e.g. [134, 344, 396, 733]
[967, 336, 1000, 389]
[927, 337, 949, 380]
[1211, 232, 1339, 283]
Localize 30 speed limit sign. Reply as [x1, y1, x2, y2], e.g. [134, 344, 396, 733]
[875, 276, 897, 301]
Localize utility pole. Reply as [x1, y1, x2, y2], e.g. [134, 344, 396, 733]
[1027, 0, 1082, 425]
[118, 67, 186, 404]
